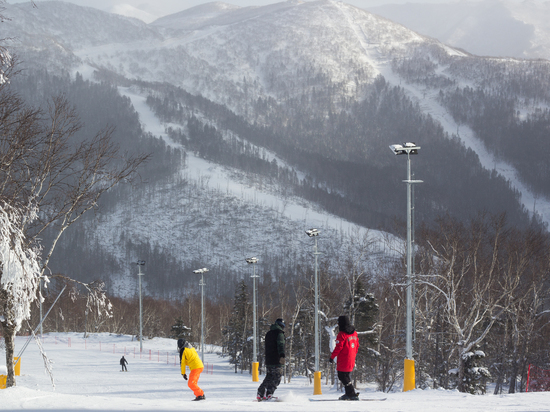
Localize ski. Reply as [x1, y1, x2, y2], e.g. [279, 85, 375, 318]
[309, 397, 387, 402]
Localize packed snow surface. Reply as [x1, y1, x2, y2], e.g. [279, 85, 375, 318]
[2, 332, 550, 411]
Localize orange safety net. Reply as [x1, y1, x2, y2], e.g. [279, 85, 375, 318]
[527, 365, 550, 392]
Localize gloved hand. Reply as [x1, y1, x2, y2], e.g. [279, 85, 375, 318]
[328, 357, 334, 363]
[183, 374, 188, 380]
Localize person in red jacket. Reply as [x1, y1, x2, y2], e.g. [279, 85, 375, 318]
[330, 315, 359, 400]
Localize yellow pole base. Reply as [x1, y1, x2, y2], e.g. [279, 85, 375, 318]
[313, 371, 322, 395]
[403, 359, 416, 392]
[0, 375, 6, 389]
[14, 357, 21, 376]
[252, 362, 259, 382]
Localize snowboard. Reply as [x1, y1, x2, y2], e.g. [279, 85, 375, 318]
[255, 396, 279, 402]
[309, 397, 387, 402]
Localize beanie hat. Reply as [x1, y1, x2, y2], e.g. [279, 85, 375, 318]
[275, 318, 285, 329]
[338, 315, 350, 328]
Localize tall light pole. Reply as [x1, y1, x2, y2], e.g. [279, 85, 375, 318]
[246, 257, 259, 382]
[389, 142, 422, 392]
[193, 267, 209, 362]
[136, 260, 146, 353]
[306, 228, 322, 395]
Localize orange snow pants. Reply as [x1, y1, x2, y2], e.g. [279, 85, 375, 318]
[188, 368, 204, 397]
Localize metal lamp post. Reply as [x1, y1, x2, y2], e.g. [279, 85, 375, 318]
[306, 228, 322, 395]
[193, 267, 209, 362]
[389, 142, 422, 392]
[136, 260, 146, 353]
[246, 257, 259, 382]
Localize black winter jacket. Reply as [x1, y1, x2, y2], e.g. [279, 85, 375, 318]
[264, 323, 285, 366]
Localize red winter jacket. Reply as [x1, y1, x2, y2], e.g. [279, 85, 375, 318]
[331, 330, 359, 372]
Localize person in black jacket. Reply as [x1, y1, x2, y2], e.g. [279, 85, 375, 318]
[120, 355, 128, 372]
[257, 318, 285, 401]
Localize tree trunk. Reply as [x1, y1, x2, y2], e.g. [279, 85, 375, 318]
[2, 322, 16, 387]
[457, 342, 466, 393]
[509, 322, 520, 393]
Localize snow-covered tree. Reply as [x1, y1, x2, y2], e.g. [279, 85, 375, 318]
[170, 316, 191, 339]
[449, 348, 491, 394]
[0, 202, 41, 386]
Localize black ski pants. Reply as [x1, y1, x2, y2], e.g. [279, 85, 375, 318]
[258, 365, 283, 397]
[338, 371, 356, 397]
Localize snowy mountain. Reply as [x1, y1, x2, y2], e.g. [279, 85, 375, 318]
[2, 0, 550, 297]
[368, 0, 550, 60]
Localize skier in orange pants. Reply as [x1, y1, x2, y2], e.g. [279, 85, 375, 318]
[178, 339, 205, 401]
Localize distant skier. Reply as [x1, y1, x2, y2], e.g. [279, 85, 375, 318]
[330, 315, 359, 400]
[257, 318, 286, 401]
[178, 338, 205, 401]
[120, 355, 128, 372]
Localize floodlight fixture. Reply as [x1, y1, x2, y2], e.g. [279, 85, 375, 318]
[305, 228, 320, 237]
[193, 267, 209, 274]
[389, 142, 420, 155]
[136, 260, 146, 265]
[246, 257, 258, 264]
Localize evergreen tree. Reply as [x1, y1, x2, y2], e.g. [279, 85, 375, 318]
[345, 280, 379, 383]
[222, 280, 252, 373]
[169, 316, 191, 339]
[450, 347, 491, 394]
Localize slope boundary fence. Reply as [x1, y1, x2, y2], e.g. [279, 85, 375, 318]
[526, 364, 550, 392]
[14, 335, 214, 375]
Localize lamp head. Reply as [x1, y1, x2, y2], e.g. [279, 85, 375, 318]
[246, 257, 258, 264]
[193, 268, 209, 274]
[136, 260, 146, 265]
[305, 228, 320, 237]
[389, 142, 420, 155]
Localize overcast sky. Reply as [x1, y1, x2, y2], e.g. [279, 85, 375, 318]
[6, 0, 460, 21]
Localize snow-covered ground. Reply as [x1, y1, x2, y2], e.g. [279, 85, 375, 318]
[2, 332, 550, 411]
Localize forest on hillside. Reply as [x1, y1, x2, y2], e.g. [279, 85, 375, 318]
[143, 74, 535, 231]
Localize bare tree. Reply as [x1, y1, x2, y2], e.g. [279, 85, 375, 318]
[416, 214, 519, 393]
[0, 69, 148, 387]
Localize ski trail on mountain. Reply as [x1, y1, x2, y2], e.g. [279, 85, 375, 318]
[333, 2, 380, 75]
[335, 2, 550, 226]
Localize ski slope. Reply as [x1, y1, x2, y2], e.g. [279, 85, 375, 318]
[2, 332, 550, 411]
